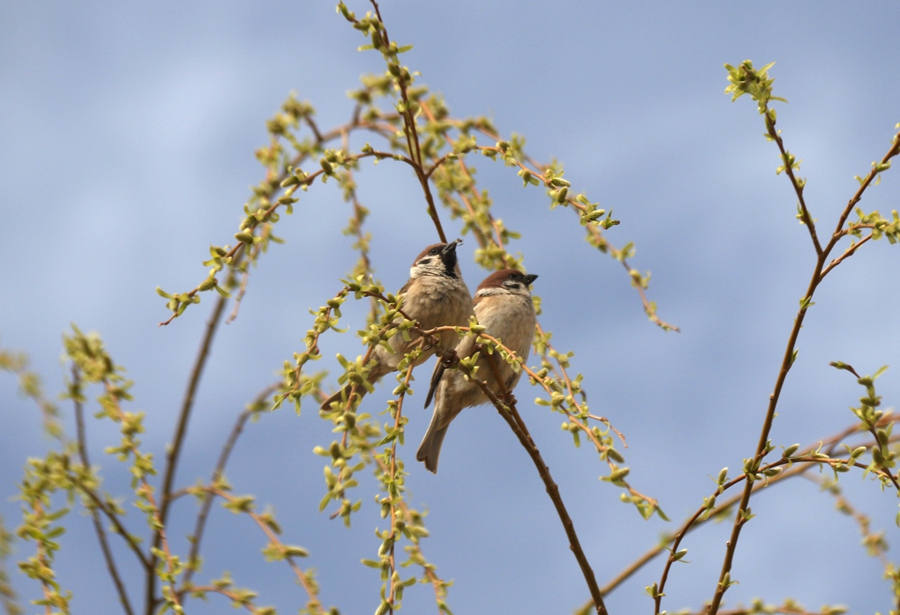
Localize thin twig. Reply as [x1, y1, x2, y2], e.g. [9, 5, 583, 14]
[421, 97, 679, 331]
[826, 134, 900, 255]
[89, 374, 182, 614]
[705, 254, 819, 612]
[180, 585, 262, 613]
[764, 117, 822, 256]
[573, 420, 897, 613]
[72, 365, 136, 615]
[386, 361, 415, 613]
[706, 278, 819, 613]
[156, 111, 400, 326]
[370, 0, 447, 244]
[480, 141, 679, 331]
[706, 119, 900, 615]
[820, 232, 873, 278]
[374, 451, 451, 609]
[148, 293, 228, 613]
[207, 488, 326, 613]
[179, 382, 281, 592]
[66, 475, 152, 571]
[800, 473, 890, 565]
[663, 448, 897, 614]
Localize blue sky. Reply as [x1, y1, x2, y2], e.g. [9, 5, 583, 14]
[2, 2, 900, 614]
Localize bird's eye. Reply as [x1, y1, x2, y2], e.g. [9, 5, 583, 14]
[429, 248, 439, 255]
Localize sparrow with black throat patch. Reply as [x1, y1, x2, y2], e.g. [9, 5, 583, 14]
[320, 240, 474, 411]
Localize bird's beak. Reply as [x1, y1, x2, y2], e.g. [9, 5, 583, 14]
[442, 238, 462, 255]
[524, 274, 538, 286]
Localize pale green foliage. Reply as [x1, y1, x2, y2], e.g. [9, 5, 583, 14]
[4, 6, 900, 615]
[0, 514, 21, 615]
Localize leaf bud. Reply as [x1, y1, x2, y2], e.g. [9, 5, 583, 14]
[280, 175, 300, 188]
[717, 467, 728, 485]
[608, 467, 630, 482]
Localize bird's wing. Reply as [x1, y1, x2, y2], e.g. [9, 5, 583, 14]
[423, 333, 479, 408]
[423, 358, 445, 409]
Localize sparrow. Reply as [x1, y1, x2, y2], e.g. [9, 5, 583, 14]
[416, 269, 538, 473]
[320, 240, 473, 411]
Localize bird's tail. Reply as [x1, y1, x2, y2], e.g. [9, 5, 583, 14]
[416, 416, 449, 474]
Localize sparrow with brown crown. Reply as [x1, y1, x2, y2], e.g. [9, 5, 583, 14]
[417, 269, 538, 473]
[320, 240, 474, 411]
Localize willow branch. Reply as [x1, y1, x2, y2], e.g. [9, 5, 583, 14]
[819, 232, 874, 279]
[386, 361, 415, 612]
[707, 121, 900, 615]
[571, 419, 898, 614]
[369, 0, 447, 243]
[181, 586, 262, 613]
[148, 293, 228, 613]
[704, 269, 813, 611]
[481, 143, 680, 331]
[207, 488, 326, 614]
[156, 112, 400, 327]
[764, 117, 822, 255]
[663, 448, 894, 615]
[179, 382, 280, 592]
[475, 352, 607, 615]
[421, 97, 678, 332]
[827, 132, 900, 252]
[72, 365, 137, 615]
[64, 476, 151, 573]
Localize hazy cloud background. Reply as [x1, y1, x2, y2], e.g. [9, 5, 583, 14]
[2, 2, 899, 613]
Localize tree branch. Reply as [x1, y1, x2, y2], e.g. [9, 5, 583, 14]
[72, 365, 137, 615]
[179, 382, 280, 592]
[148, 294, 228, 613]
[477, 353, 607, 615]
[704, 97, 900, 615]
[764, 115, 822, 256]
[370, 0, 447, 244]
[207, 488, 326, 613]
